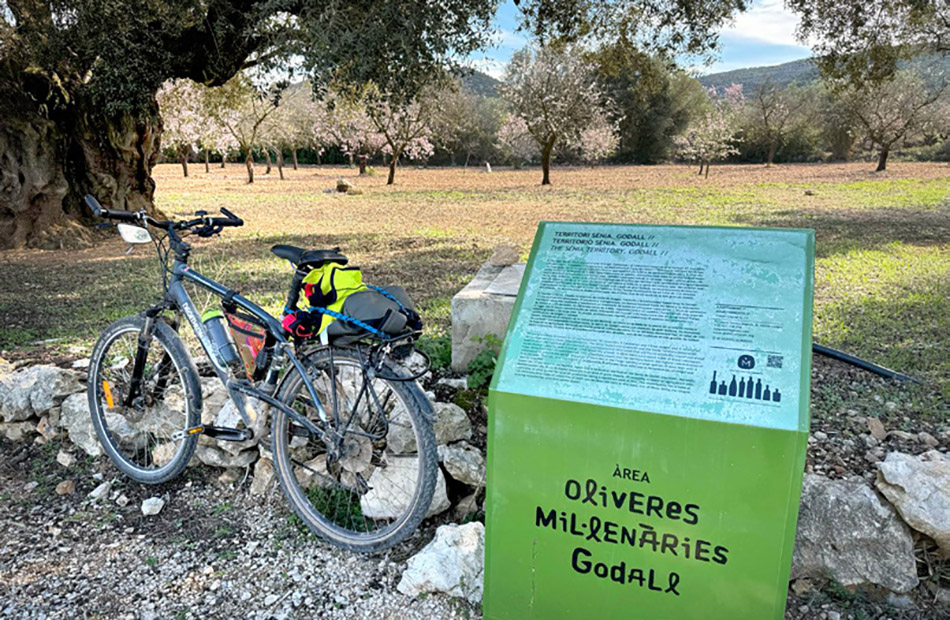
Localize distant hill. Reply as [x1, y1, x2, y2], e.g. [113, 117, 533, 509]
[698, 59, 818, 92]
[699, 53, 949, 93]
[461, 69, 501, 98]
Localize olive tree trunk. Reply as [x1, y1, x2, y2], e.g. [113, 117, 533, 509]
[0, 91, 161, 249]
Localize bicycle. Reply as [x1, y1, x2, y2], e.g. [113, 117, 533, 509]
[83, 195, 437, 552]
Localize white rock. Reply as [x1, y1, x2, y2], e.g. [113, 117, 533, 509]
[791, 474, 918, 592]
[116, 494, 130, 507]
[211, 397, 266, 456]
[876, 450, 950, 555]
[397, 522, 484, 604]
[56, 449, 75, 468]
[360, 456, 449, 519]
[0, 420, 34, 442]
[0, 365, 83, 421]
[89, 481, 112, 501]
[60, 393, 102, 457]
[438, 441, 486, 487]
[200, 379, 231, 425]
[450, 262, 523, 371]
[250, 458, 276, 496]
[141, 497, 165, 516]
[433, 402, 472, 445]
[436, 377, 469, 391]
[195, 443, 258, 469]
[71, 359, 90, 370]
[387, 401, 472, 453]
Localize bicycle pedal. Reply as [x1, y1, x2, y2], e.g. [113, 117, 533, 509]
[172, 425, 206, 440]
[171, 425, 253, 442]
[203, 425, 254, 442]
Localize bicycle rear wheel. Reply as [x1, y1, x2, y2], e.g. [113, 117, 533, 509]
[272, 346, 437, 552]
[87, 315, 201, 484]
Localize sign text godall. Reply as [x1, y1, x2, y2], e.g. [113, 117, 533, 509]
[534, 476, 731, 596]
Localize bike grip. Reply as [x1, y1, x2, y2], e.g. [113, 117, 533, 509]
[84, 194, 104, 216]
[220, 207, 243, 225]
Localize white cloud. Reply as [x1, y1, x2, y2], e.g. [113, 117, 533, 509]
[721, 0, 806, 48]
[491, 29, 529, 50]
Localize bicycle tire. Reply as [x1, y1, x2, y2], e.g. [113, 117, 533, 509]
[87, 315, 202, 484]
[272, 346, 437, 553]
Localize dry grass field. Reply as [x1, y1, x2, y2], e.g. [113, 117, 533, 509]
[1, 161, 948, 412]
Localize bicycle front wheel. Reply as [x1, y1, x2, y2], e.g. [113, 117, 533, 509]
[272, 346, 437, 553]
[87, 315, 201, 484]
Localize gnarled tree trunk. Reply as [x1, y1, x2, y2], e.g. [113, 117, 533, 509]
[0, 88, 161, 250]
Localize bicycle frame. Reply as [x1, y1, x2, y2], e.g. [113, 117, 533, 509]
[144, 256, 339, 448]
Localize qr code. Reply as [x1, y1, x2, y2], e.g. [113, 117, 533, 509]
[767, 354, 784, 369]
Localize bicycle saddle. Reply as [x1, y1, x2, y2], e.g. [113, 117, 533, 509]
[271, 244, 348, 269]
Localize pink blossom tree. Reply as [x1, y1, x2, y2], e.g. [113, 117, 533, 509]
[496, 115, 539, 166]
[501, 46, 614, 185]
[675, 84, 744, 177]
[363, 86, 436, 184]
[156, 79, 204, 177]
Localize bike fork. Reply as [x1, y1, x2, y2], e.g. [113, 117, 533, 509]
[124, 314, 157, 407]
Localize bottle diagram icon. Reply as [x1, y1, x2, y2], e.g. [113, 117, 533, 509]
[706, 372, 783, 403]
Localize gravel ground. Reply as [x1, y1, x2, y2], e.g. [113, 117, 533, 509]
[0, 440, 475, 620]
[1, 355, 948, 619]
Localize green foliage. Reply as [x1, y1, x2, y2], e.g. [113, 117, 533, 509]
[417, 332, 453, 371]
[516, 0, 747, 64]
[467, 334, 502, 390]
[591, 44, 706, 163]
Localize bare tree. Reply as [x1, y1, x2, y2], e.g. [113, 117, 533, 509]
[501, 47, 611, 185]
[840, 71, 946, 171]
[750, 80, 808, 166]
[205, 75, 281, 184]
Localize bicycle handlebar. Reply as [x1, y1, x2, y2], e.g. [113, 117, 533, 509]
[84, 194, 243, 231]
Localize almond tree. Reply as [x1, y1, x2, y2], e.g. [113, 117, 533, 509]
[496, 115, 539, 166]
[676, 84, 744, 177]
[205, 75, 281, 184]
[839, 70, 946, 171]
[432, 82, 503, 166]
[750, 80, 809, 166]
[324, 94, 386, 167]
[156, 79, 204, 177]
[363, 86, 436, 184]
[501, 47, 612, 185]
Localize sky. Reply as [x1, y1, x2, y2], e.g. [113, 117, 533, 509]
[466, 0, 813, 79]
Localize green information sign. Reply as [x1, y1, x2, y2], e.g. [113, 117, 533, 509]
[484, 222, 814, 619]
